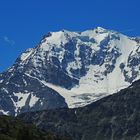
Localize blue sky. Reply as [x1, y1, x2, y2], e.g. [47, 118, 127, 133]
[0, 0, 140, 72]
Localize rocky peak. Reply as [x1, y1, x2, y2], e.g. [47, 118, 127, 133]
[0, 27, 140, 116]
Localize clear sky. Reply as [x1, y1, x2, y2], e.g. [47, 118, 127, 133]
[0, 0, 140, 72]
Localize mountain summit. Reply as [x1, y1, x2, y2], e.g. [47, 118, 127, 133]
[0, 27, 140, 116]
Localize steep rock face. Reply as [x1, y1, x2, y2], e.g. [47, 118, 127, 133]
[0, 27, 140, 115]
[19, 79, 140, 140]
[0, 71, 67, 116]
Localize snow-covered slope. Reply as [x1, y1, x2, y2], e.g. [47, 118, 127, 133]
[0, 27, 140, 115]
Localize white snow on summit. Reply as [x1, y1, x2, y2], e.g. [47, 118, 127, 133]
[5, 27, 140, 109]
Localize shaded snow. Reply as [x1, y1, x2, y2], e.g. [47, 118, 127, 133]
[14, 92, 30, 108]
[29, 94, 39, 107]
[0, 110, 9, 115]
[20, 48, 34, 61]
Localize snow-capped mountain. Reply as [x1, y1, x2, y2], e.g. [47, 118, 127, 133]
[0, 27, 140, 116]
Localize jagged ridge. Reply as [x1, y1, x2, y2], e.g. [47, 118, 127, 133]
[0, 27, 140, 116]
